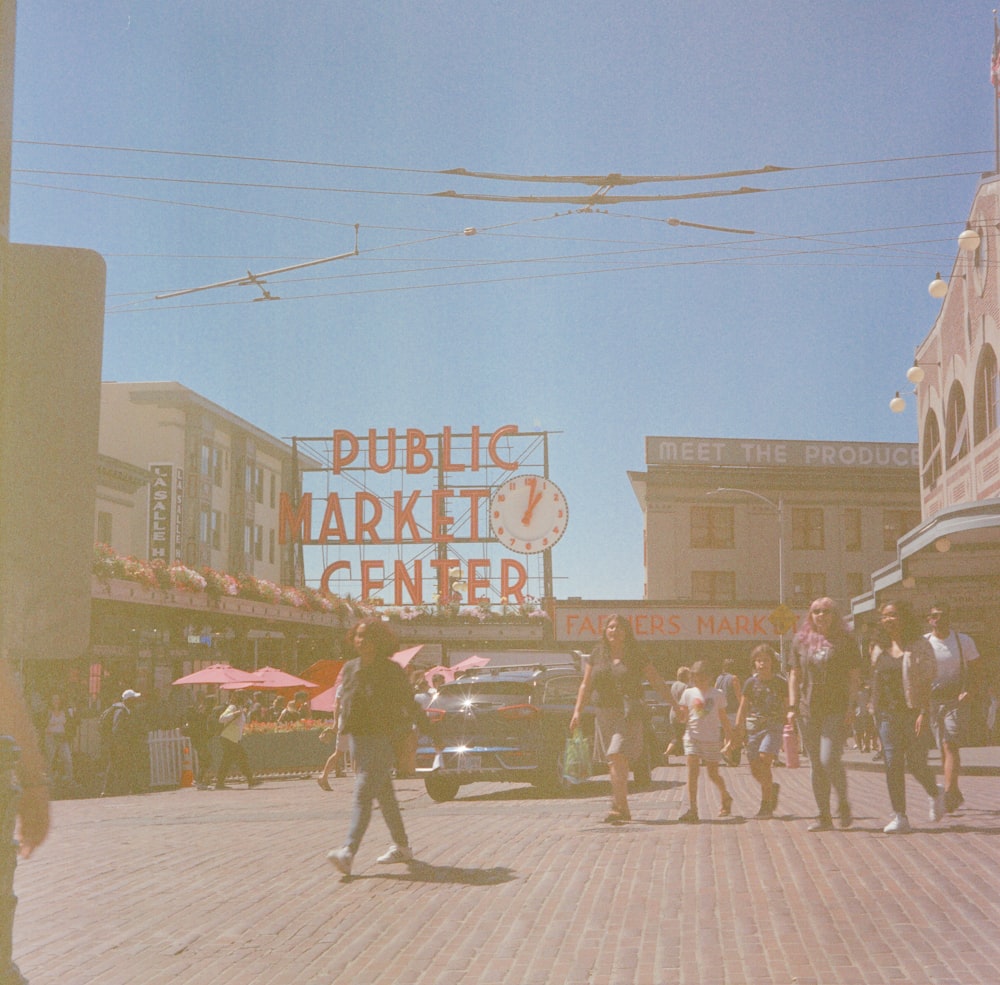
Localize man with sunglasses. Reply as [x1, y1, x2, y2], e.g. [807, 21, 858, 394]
[925, 602, 982, 813]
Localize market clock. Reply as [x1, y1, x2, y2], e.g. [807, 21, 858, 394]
[489, 474, 568, 554]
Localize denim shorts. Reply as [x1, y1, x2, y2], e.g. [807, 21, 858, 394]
[746, 726, 782, 763]
[933, 699, 970, 747]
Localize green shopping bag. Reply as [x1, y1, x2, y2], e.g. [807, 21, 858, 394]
[562, 729, 592, 784]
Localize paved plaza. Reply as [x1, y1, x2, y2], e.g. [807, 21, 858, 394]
[11, 750, 1000, 985]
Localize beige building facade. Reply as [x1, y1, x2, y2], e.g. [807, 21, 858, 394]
[97, 382, 311, 585]
[581, 435, 921, 668]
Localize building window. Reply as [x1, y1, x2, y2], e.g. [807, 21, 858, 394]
[199, 506, 211, 545]
[211, 510, 222, 550]
[844, 509, 862, 552]
[244, 521, 254, 556]
[945, 382, 970, 465]
[690, 505, 734, 548]
[883, 509, 921, 551]
[212, 447, 223, 486]
[269, 472, 277, 509]
[922, 410, 943, 489]
[691, 570, 736, 603]
[201, 442, 212, 477]
[269, 528, 275, 564]
[97, 511, 113, 545]
[255, 467, 265, 504]
[973, 345, 999, 445]
[254, 524, 264, 562]
[792, 508, 824, 550]
[793, 572, 826, 602]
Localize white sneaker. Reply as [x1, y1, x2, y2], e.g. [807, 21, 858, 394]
[376, 844, 413, 864]
[930, 786, 945, 823]
[327, 847, 354, 875]
[883, 813, 911, 834]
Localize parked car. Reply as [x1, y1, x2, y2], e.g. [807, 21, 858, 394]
[415, 663, 589, 801]
[415, 662, 657, 801]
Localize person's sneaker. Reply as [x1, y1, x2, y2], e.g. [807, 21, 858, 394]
[930, 786, 945, 822]
[807, 816, 833, 832]
[376, 844, 413, 864]
[327, 847, 354, 875]
[883, 813, 911, 834]
[678, 808, 700, 824]
[945, 789, 964, 813]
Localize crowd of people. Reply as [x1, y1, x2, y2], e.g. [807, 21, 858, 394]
[575, 597, 991, 835]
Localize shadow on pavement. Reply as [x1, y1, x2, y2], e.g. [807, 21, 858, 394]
[350, 862, 517, 886]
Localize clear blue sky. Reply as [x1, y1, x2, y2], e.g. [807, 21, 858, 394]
[9, 1, 996, 601]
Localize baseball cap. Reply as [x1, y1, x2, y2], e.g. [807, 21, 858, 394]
[122, 689, 141, 701]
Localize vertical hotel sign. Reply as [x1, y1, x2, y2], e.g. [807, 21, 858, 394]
[149, 464, 184, 563]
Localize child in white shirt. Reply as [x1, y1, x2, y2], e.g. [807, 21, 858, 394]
[677, 660, 735, 823]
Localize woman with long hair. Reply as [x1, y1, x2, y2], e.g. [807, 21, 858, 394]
[871, 600, 943, 833]
[787, 598, 862, 831]
[570, 614, 678, 823]
[327, 618, 442, 876]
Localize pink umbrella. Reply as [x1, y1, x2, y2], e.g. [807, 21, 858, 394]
[390, 645, 424, 668]
[422, 665, 456, 686]
[172, 663, 259, 687]
[451, 655, 491, 672]
[310, 685, 338, 714]
[221, 666, 318, 691]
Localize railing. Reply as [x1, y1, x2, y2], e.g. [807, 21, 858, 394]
[147, 729, 188, 788]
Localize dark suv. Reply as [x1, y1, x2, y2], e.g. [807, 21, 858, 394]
[415, 663, 590, 802]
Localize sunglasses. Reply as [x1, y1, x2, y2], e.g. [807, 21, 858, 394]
[811, 608, 831, 615]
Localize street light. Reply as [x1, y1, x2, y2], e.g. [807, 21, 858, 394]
[707, 487, 787, 666]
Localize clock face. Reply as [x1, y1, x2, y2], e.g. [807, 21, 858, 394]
[490, 474, 568, 554]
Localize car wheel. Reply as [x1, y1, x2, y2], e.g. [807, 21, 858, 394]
[424, 774, 461, 803]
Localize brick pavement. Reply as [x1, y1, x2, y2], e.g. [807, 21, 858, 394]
[11, 753, 1000, 985]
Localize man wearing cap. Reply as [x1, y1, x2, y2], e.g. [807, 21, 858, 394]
[101, 689, 145, 796]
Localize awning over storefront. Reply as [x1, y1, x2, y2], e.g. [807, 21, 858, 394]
[852, 499, 1000, 618]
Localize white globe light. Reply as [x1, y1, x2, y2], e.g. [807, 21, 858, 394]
[890, 392, 906, 413]
[958, 229, 981, 252]
[906, 364, 925, 384]
[928, 274, 948, 299]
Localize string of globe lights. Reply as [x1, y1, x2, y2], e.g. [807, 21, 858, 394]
[889, 224, 980, 413]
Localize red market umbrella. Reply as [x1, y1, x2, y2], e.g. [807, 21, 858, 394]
[221, 666, 318, 691]
[171, 663, 260, 687]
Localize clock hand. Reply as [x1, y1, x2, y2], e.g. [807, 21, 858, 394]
[521, 482, 544, 526]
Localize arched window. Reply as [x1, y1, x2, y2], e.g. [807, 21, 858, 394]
[973, 344, 999, 445]
[945, 382, 970, 465]
[922, 410, 943, 489]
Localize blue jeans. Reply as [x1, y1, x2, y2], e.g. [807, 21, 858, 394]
[346, 734, 408, 854]
[801, 713, 850, 819]
[879, 713, 937, 815]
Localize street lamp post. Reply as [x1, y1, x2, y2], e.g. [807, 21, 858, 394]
[708, 487, 787, 666]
